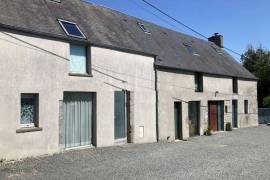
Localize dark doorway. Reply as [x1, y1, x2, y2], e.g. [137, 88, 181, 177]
[126, 92, 132, 143]
[208, 101, 224, 131]
[174, 102, 182, 140]
[188, 101, 200, 137]
[232, 100, 238, 128]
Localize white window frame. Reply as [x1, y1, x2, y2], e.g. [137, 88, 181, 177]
[20, 94, 38, 128]
[69, 44, 88, 75]
[58, 19, 86, 39]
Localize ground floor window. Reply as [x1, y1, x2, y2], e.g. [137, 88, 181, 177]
[244, 100, 249, 114]
[20, 94, 39, 128]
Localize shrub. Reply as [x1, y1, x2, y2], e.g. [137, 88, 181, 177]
[226, 122, 232, 131]
[204, 127, 212, 136]
[263, 96, 270, 107]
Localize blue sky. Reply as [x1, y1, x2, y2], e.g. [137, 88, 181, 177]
[86, 0, 270, 61]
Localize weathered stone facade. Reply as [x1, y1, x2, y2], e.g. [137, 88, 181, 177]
[157, 69, 258, 141]
[0, 30, 258, 160]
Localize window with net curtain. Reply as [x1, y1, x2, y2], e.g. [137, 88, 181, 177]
[70, 45, 87, 74]
[21, 94, 38, 127]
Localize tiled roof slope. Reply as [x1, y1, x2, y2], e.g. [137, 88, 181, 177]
[0, 0, 256, 79]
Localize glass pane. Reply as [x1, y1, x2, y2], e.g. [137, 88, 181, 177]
[21, 95, 35, 124]
[61, 21, 84, 37]
[195, 73, 199, 91]
[114, 91, 126, 139]
[245, 100, 248, 114]
[70, 45, 87, 74]
[64, 92, 93, 148]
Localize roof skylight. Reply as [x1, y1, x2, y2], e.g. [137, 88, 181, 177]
[137, 22, 151, 34]
[184, 44, 200, 56]
[58, 19, 86, 39]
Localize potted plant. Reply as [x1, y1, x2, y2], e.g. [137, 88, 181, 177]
[226, 122, 232, 131]
[204, 127, 212, 136]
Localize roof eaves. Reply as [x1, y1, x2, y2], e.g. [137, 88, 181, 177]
[0, 23, 88, 44]
[0, 23, 157, 59]
[154, 64, 258, 81]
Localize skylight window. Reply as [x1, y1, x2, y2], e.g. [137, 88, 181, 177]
[184, 44, 200, 56]
[137, 22, 151, 34]
[58, 19, 86, 39]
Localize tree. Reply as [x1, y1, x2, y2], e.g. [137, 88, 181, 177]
[241, 45, 270, 107]
[263, 96, 270, 107]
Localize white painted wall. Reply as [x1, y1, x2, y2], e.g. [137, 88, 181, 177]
[0, 30, 156, 159]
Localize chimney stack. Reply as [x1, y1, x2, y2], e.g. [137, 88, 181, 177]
[208, 33, 224, 48]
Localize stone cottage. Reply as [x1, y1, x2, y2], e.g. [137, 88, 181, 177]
[0, 0, 258, 159]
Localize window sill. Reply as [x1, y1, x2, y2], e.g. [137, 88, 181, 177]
[69, 73, 93, 77]
[16, 127, 43, 133]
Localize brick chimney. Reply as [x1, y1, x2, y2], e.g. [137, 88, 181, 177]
[208, 33, 224, 48]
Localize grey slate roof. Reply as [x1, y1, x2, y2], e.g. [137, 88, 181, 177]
[0, 0, 256, 79]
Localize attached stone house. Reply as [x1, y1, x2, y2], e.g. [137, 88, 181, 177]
[0, 0, 257, 159]
[157, 69, 258, 141]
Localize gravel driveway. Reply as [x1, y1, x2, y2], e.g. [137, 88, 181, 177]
[1, 125, 270, 180]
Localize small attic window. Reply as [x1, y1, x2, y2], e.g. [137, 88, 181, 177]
[137, 22, 151, 34]
[58, 19, 86, 39]
[183, 44, 200, 56]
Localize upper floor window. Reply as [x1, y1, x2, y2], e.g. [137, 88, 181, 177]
[195, 72, 203, 92]
[58, 19, 86, 39]
[70, 44, 89, 75]
[244, 100, 249, 114]
[21, 94, 39, 128]
[233, 77, 238, 94]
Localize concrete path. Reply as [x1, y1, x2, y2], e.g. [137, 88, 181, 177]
[1, 125, 270, 180]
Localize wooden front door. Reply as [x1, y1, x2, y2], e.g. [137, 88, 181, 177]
[209, 102, 218, 131]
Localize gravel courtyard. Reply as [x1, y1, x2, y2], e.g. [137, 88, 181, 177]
[1, 125, 270, 180]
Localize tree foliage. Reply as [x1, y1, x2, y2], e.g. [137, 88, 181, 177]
[241, 45, 270, 107]
[263, 96, 270, 107]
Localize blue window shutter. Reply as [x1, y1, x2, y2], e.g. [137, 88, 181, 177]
[70, 45, 87, 74]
